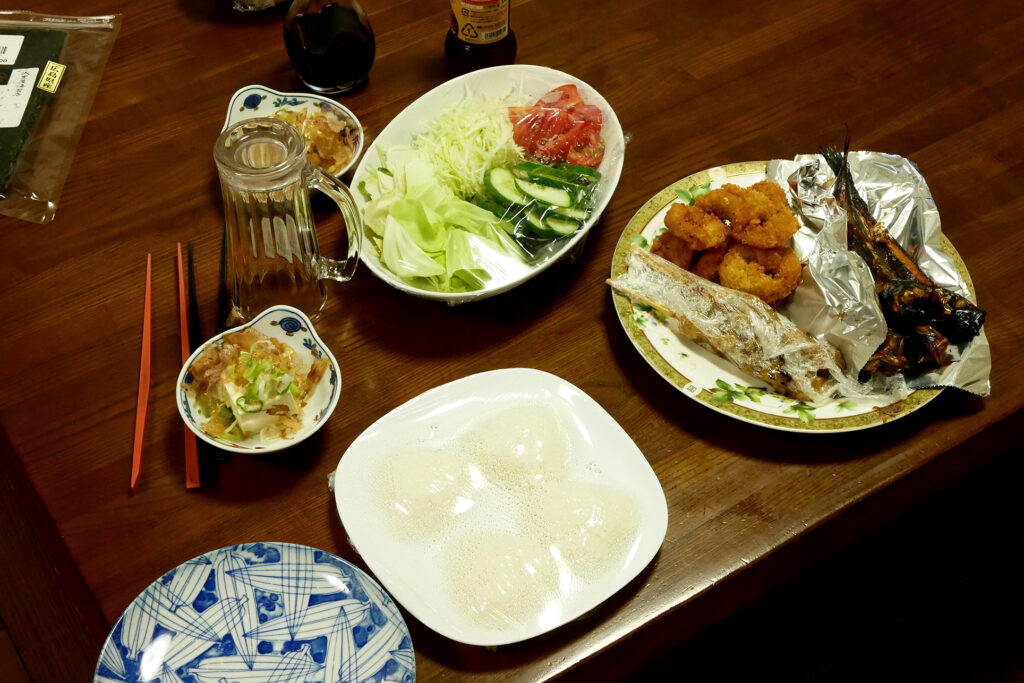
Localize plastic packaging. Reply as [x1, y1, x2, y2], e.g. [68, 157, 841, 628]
[0, 11, 120, 223]
[374, 402, 642, 635]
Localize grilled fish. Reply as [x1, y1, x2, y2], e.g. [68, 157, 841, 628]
[820, 142, 985, 377]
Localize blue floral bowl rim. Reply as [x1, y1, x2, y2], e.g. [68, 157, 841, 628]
[175, 305, 341, 453]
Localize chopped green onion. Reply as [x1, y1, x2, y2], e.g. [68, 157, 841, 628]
[235, 395, 264, 413]
[288, 383, 302, 397]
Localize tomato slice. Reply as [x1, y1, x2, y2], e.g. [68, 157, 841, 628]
[535, 84, 583, 109]
[509, 91, 606, 166]
[509, 107, 575, 152]
[566, 139, 605, 168]
[569, 103, 603, 124]
[531, 122, 588, 164]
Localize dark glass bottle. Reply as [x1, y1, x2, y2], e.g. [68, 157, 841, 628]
[444, 0, 516, 73]
[284, 0, 375, 94]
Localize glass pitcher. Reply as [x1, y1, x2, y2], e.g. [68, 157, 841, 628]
[214, 117, 361, 325]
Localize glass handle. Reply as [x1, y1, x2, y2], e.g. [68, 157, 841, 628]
[306, 165, 362, 282]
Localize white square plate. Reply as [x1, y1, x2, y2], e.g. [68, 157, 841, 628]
[333, 368, 667, 646]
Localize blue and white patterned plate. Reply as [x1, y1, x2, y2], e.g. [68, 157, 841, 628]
[224, 84, 364, 178]
[176, 305, 340, 453]
[94, 542, 415, 683]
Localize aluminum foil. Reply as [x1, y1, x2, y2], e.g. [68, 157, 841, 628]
[766, 152, 991, 397]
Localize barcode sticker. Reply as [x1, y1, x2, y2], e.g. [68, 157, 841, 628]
[481, 25, 507, 41]
[0, 35, 26, 66]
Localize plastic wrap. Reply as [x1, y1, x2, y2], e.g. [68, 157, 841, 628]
[0, 11, 120, 223]
[372, 402, 641, 635]
[359, 79, 624, 296]
[610, 246, 907, 404]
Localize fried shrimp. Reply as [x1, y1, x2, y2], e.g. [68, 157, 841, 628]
[665, 202, 729, 250]
[691, 246, 729, 283]
[650, 231, 694, 270]
[719, 245, 802, 306]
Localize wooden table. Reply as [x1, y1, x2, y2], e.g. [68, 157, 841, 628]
[2, 0, 1022, 680]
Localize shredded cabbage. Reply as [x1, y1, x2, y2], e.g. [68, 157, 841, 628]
[363, 146, 532, 292]
[412, 93, 526, 200]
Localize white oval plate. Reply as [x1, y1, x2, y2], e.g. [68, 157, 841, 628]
[350, 64, 625, 303]
[94, 542, 414, 683]
[607, 161, 982, 432]
[333, 369, 667, 646]
[177, 305, 340, 453]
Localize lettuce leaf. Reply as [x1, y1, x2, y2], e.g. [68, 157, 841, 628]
[363, 147, 531, 292]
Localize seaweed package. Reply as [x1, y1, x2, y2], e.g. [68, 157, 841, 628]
[0, 11, 120, 223]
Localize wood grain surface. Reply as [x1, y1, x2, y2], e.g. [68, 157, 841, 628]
[2, 0, 1023, 680]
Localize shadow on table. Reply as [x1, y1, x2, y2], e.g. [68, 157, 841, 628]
[163, 425, 334, 501]
[331, 234, 597, 361]
[177, 0, 289, 25]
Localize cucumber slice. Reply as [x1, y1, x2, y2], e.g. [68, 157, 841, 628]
[514, 177, 573, 208]
[555, 162, 602, 182]
[522, 209, 555, 238]
[551, 205, 589, 222]
[543, 215, 581, 237]
[513, 163, 592, 199]
[472, 195, 513, 220]
[485, 167, 530, 206]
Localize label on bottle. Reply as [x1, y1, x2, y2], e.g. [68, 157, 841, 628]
[450, 0, 510, 45]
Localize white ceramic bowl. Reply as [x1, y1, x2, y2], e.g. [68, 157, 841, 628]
[176, 306, 340, 453]
[224, 84, 365, 178]
[350, 64, 626, 304]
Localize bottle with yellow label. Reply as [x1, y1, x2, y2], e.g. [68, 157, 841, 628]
[444, 0, 516, 72]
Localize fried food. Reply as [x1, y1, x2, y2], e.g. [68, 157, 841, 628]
[696, 182, 799, 249]
[665, 202, 729, 250]
[650, 231, 694, 270]
[608, 247, 844, 402]
[750, 179, 788, 205]
[719, 245, 802, 306]
[695, 185, 752, 225]
[691, 246, 729, 283]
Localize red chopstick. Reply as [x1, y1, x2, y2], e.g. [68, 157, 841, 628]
[130, 254, 152, 493]
[177, 243, 201, 490]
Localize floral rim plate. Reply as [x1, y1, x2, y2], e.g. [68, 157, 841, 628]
[93, 542, 415, 683]
[610, 161, 977, 433]
[332, 368, 668, 646]
[177, 305, 340, 452]
[224, 84, 365, 178]
[349, 64, 626, 304]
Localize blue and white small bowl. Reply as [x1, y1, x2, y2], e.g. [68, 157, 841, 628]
[225, 84, 365, 178]
[177, 306, 340, 453]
